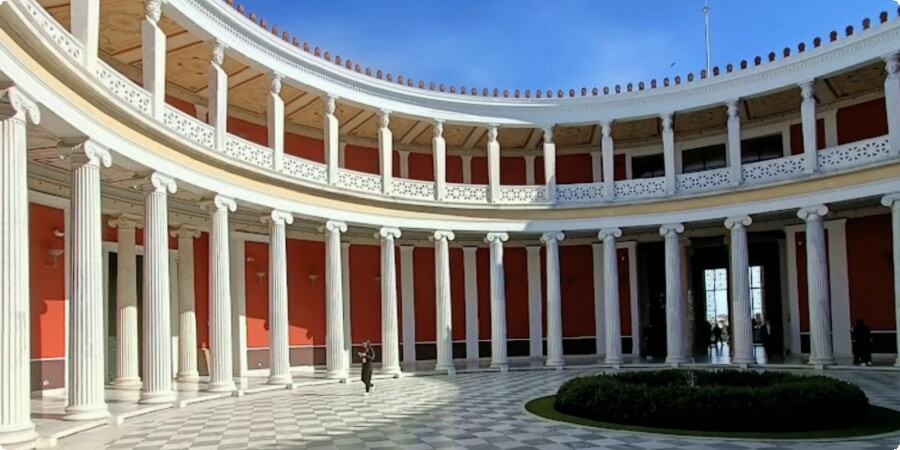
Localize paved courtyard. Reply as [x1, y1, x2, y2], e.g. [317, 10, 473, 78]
[57, 368, 900, 449]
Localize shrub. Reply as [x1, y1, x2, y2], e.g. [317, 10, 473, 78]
[554, 369, 869, 432]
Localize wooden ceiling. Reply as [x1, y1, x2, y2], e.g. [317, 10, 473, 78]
[37, 0, 889, 153]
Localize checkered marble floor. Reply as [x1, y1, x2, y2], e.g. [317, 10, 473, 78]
[57, 368, 900, 449]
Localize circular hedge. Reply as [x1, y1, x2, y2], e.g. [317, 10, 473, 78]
[554, 370, 870, 432]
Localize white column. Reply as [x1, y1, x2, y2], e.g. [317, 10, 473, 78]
[462, 247, 479, 364]
[229, 231, 248, 389]
[64, 140, 111, 420]
[204, 195, 237, 391]
[543, 126, 556, 202]
[625, 242, 640, 358]
[800, 81, 818, 173]
[524, 155, 536, 186]
[541, 232, 565, 368]
[599, 229, 624, 365]
[661, 112, 676, 194]
[140, 0, 165, 120]
[138, 173, 177, 404]
[487, 125, 500, 203]
[172, 225, 200, 383]
[324, 220, 348, 379]
[590, 151, 602, 183]
[882, 194, 900, 365]
[462, 155, 473, 184]
[110, 214, 142, 389]
[526, 246, 544, 363]
[209, 42, 228, 152]
[486, 233, 509, 371]
[826, 220, 852, 359]
[399, 246, 417, 364]
[798, 205, 834, 366]
[324, 96, 339, 184]
[822, 110, 838, 148]
[0, 87, 39, 447]
[432, 230, 456, 373]
[601, 122, 615, 199]
[726, 216, 754, 365]
[885, 54, 900, 155]
[340, 242, 351, 373]
[378, 110, 393, 194]
[660, 223, 688, 365]
[268, 73, 285, 171]
[194, 105, 208, 122]
[71, 0, 99, 70]
[264, 211, 293, 385]
[591, 243, 605, 359]
[433, 120, 446, 201]
[726, 100, 742, 185]
[398, 151, 410, 178]
[378, 228, 402, 375]
[338, 142, 347, 168]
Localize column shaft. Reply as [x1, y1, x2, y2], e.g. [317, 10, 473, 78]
[462, 247, 479, 363]
[487, 233, 509, 371]
[661, 113, 676, 194]
[800, 81, 818, 173]
[883, 196, 900, 365]
[600, 230, 623, 364]
[433, 121, 446, 201]
[727, 217, 754, 365]
[209, 42, 228, 151]
[266, 212, 293, 385]
[799, 206, 835, 366]
[884, 54, 900, 154]
[206, 196, 236, 391]
[726, 101, 742, 185]
[141, 1, 165, 119]
[543, 127, 556, 202]
[268, 74, 285, 171]
[341, 242, 351, 372]
[487, 126, 500, 203]
[526, 247, 544, 362]
[591, 243, 605, 358]
[110, 215, 141, 389]
[660, 224, 688, 365]
[324, 96, 339, 184]
[378, 111, 393, 194]
[601, 123, 615, 199]
[379, 228, 402, 375]
[325, 221, 348, 379]
[399, 246, 417, 364]
[71, 0, 99, 69]
[542, 232, 565, 368]
[433, 231, 455, 373]
[173, 226, 200, 383]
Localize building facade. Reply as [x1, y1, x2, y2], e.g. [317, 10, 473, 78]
[1, 0, 900, 447]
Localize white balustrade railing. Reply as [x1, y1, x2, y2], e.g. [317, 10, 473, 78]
[445, 183, 488, 203]
[614, 177, 667, 200]
[95, 62, 152, 115]
[283, 155, 328, 183]
[393, 178, 436, 200]
[20, 0, 83, 62]
[557, 183, 605, 203]
[819, 135, 890, 171]
[676, 168, 732, 193]
[498, 185, 549, 204]
[336, 168, 382, 194]
[163, 105, 214, 149]
[223, 134, 274, 169]
[741, 154, 806, 184]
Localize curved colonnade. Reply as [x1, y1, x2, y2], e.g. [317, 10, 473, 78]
[0, 0, 900, 448]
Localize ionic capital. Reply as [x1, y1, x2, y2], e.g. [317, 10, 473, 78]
[201, 194, 236, 212]
[797, 205, 828, 221]
[659, 223, 685, 237]
[263, 210, 294, 226]
[109, 213, 142, 230]
[540, 231, 565, 244]
[431, 230, 455, 242]
[377, 227, 402, 240]
[724, 215, 752, 230]
[147, 172, 177, 194]
[170, 224, 201, 239]
[485, 232, 509, 244]
[726, 99, 740, 120]
[598, 228, 622, 241]
[881, 193, 900, 209]
[0, 86, 40, 124]
[324, 220, 347, 234]
[800, 80, 815, 102]
[60, 139, 112, 169]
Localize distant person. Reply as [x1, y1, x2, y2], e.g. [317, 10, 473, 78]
[760, 319, 775, 360]
[712, 323, 724, 349]
[358, 339, 376, 395]
[852, 319, 872, 366]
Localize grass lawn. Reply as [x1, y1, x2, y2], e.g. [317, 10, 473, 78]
[525, 396, 900, 440]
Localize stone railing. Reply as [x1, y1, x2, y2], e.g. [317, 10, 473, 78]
[223, 134, 274, 169]
[283, 155, 328, 183]
[445, 183, 489, 204]
[336, 168, 382, 194]
[614, 177, 667, 200]
[557, 183, 605, 204]
[741, 154, 806, 184]
[96, 62, 152, 116]
[393, 178, 436, 201]
[819, 136, 890, 171]
[19, 0, 83, 63]
[498, 185, 549, 204]
[163, 105, 215, 150]
[676, 168, 732, 193]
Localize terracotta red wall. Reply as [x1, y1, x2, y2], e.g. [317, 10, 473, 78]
[559, 245, 595, 337]
[846, 215, 894, 330]
[556, 154, 592, 184]
[245, 241, 269, 349]
[504, 247, 530, 339]
[500, 156, 526, 185]
[471, 156, 488, 184]
[448, 249, 467, 341]
[535, 157, 546, 185]
[349, 244, 382, 344]
[836, 98, 888, 144]
[165, 95, 196, 117]
[408, 152, 435, 181]
[228, 116, 267, 146]
[29, 204, 66, 359]
[413, 247, 436, 342]
[476, 249, 491, 340]
[344, 144, 379, 174]
[789, 119, 827, 155]
[446, 155, 463, 183]
[617, 248, 633, 335]
[285, 132, 324, 162]
[194, 232, 210, 348]
[102, 214, 177, 249]
[614, 154, 627, 180]
[286, 239, 326, 345]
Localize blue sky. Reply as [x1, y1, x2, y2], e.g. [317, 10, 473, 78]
[237, 1, 891, 90]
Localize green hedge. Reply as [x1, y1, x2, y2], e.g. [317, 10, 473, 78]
[554, 370, 869, 432]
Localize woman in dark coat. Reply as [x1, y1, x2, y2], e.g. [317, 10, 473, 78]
[359, 339, 376, 395]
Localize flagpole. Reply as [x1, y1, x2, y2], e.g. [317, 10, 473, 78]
[702, 0, 711, 75]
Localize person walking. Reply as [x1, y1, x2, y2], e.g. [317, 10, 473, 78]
[852, 319, 872, 366]
[359, 339, 376, 395]
[760, 319, 775, 361]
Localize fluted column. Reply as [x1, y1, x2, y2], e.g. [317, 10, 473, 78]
[378, 228, 402, 375]
[526, 246, 543, 363]
[881, 194, 900, 365]
[265, 211, 293, 385]
[399, 246, 417, 364]
[524, 155, 536, 185]
[432, 230, 456, 373]
[268, 73, 285, 171]
[461, 155, 473, 184]
[542, 232, 565, 368]
[63, 139, 111, 419]
[432, 120, 446, 201]
[110, 214, 142, 389]
[172, 225, 200, 383]
[726, 216, 754, 365]
[885, 54, 900, 155]
[725, 100, 743, 185]
[378, 110, 393, 194]
[341, 242, 352, 372]
[543, 126, 556, 203]
[139, 0, 165, 119]
[138, 173, 177, 404]
[324, 96, 340, 184]
[487, 125, 500, 203]
[599, 229, 623, 365]
[71, 0, 99, 69]
[661, 112, 676, 194]
[486, 233, 509, 371]
[462, 247, 479, 364]
[209, 42, 228, 151]
[204, 195, 237, 391]
[660, 224, 688, 365]
[591, 243, 605, 359]
[324, 220, 349, 379]
[800, 81, 818, 173]
[0, 87, 40, 447]
[601, 122, 615, 199]
[798, 205, 835, 366]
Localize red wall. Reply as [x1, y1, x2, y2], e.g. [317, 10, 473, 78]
[349, 244, 382, 343]
[617, 248, 633, 335]
[471, 156, 488, 184]
[836, 98, 888, 144]
[287, 239, 326, 345]
[285, 132, 324, 162]
[476, 249, 491, 340]
[446, 155, 463, 183]
[344, 144, 379, 174]
[413, 246, 436, 342]
[408, 153, 435, 181]
[165, 95, 196, 117]
[245, 241, 269, 348]
[846, 215, 894, 330]
[29, 204, 66, 359]
[789, 119, 826, 155]
[556, 154, 593, 184]
[500, 156, 526, 185]
[504, 247, 530, 339]
[228, 116, 267, 146]
[559, 245, 596, 337]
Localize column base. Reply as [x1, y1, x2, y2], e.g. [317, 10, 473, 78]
[206, 380, 236, 393]
[808, 357, 835, 367]
[267, 374, 294, 386]
[490, 361, 509, 373]
[895, 358, 900, 367]
[111, 377, 142, 390]
[138, 390, 177, 405]
[381, 366, 402, 378]
[175, 372, 200, 384]
[665, 356, 689, 366]
[325, 370, 348, 381]
[546, 359, 565, 370]
[0, 422, 37, 449]
[731, 357, 755, 367]
[604, 356, 624, 366]
[63, 404, 110, 421]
